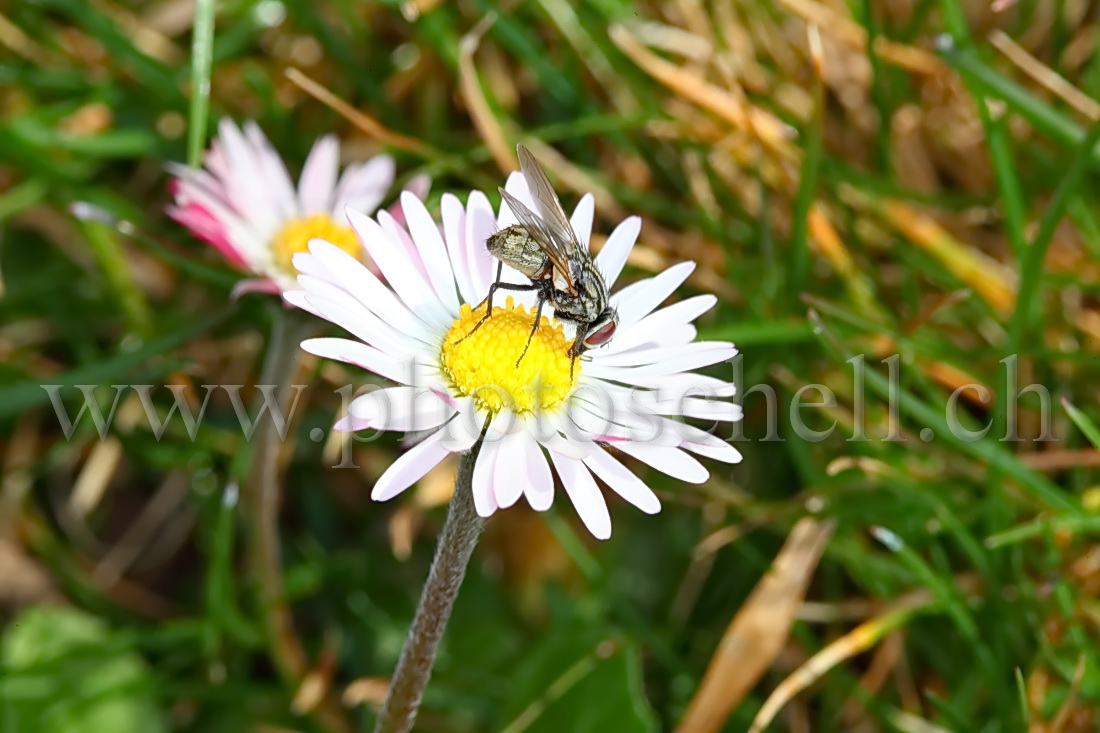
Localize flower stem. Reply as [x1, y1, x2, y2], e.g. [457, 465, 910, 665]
[246, 307, 350, 733]
[374, 441, 486, 733]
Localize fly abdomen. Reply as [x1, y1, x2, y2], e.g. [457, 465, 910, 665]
[486, 225, 551, 280]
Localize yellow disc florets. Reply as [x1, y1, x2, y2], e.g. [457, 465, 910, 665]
[271, 214, 361, 275]
[441, 298, 576, 414]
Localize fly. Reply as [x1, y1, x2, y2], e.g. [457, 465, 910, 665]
[461, 144, 618, 374]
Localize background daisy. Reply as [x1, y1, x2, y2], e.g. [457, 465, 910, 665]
[168, 118, 420, 296]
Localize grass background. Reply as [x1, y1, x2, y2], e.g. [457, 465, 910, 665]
[3, 0, 1100, 730]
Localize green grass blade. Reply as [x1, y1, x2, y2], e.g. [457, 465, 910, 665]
[1007, 120, 1100, 355]
[1062, 398, 1100, 451]
[188, 0, 216, 168]
[808, 311, 1078, 514]
[788, 64, 824, 305]
[941, 42, 1100, 169]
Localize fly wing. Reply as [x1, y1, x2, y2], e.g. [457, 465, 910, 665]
[516, 145, 582, 256]
[499, 186, 578, 295]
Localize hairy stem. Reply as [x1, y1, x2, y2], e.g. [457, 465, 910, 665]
[246, 308, 349, 733]
[374, 441, 486, 733]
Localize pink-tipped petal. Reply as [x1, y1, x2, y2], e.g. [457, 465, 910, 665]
[384, 172, 431, 228]
[334, 413, 372, 432]
[371, 431, 449, 501]
[333, 154, 396, 217]
[230, 278, 280, 299]
[168, 203, 249, 269]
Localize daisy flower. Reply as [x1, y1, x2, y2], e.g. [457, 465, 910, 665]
[288, 167, 742, 539]
[169, 118, 422, 296]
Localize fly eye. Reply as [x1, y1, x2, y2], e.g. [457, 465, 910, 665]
[584, 321, 617, 347]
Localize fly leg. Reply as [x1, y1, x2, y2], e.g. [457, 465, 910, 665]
[515, 295, 547, 367]
[455, 261, 536, 345]
[559, 315, 586, 380]
[568, 341, 581, 380]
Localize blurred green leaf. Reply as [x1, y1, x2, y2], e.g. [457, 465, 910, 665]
[0, 606, 167, 733]
[501, 627, 656, 733]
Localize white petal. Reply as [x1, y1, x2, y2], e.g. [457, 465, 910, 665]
[290, 250, 329, 278]
[203, 135, 232, 187]
[563, 400, 679, 447]
[680, 430, 744, 464]
[465, 190, 498, 299]
[492, 430, 528, 509]
[306, 239, 437, 342]
[472, 442, 499, 517]
[626, 389, 743, 422]
[401, 191, 460, 313]
[298, 134, 339, 215]
[297, 275, 424, 358]
[300, 337, 412, 385]
[613, 442, 708, 484]
[627, 373, 738, 398]
[606, 294, 717, 354]
[243, 121, 298, 220]
[582, 445, 662, 514]
[348, 387, 455, 432]
[586, 344, 736, 380]
[438, 406, 484, 452]
[570, 193, 595, 248]
[372, 431, 449, 501]
[334, 413, 371, 432]
[378, 208, 429, 278]
[216, 119, 274, 230]
[653, 324, 698, 348]
[613, 261, 696, 331]
[333, 155, 395, 216]
[282, 289, 321, 315]
[346, 209, 452, 328]
[441, 193, 478, 304]
[566, 382, 675, 439]
[523, 435, 555, 511]
[534, 430, 589, 460]
[549, 450, 611, 540]
[672, 397, 744, 422]
[595, 216, 641, 288]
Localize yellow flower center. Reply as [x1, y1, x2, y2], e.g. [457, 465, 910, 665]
[441, 298, 576, 414]
[270, 214, 361, 275]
